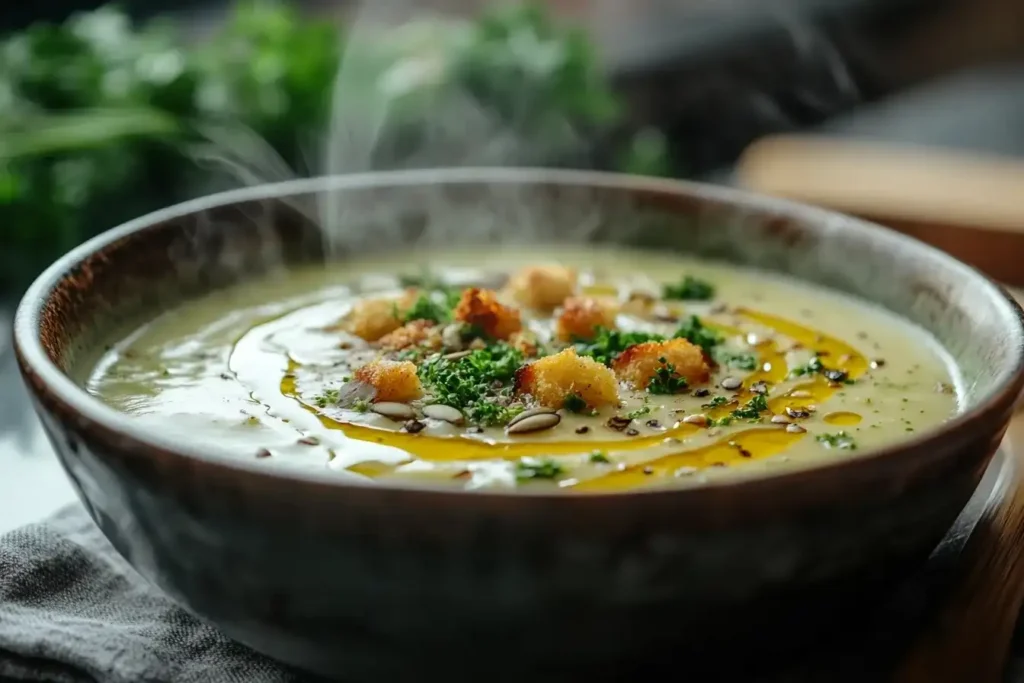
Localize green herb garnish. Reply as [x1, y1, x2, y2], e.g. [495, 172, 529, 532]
[314, 388, 341, 408]
[574, 327, 666, 366]
[352, 399, 371, 413]
[418, 343, 525, 424]
[790, 356, 824, 377]
[469, 403, 523, 427]
[816, 431, 857, 450]
[403, 292, 453, 325]
[626, 404, 653, 420]
[715, 350, 758, 371]
[706, 395, 730, 407]
[663, 275, 715, 301]
[589, 451, 611, 464]
[673, 315, 722, 354]
[647, 357, 689, 395]
[515, 457, 565, 481]
[731, 394, 768, 420]
[563, 393, 587, 414]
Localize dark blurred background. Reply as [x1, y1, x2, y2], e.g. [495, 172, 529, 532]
[3, 0, 1024, 287]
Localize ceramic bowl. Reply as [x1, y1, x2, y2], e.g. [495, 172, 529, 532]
[14, 169, 1024, 681]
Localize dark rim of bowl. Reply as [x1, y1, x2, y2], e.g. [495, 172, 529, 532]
[14, 168, 1024, 500]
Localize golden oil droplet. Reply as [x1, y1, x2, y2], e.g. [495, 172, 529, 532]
[824, 411, 863, 426]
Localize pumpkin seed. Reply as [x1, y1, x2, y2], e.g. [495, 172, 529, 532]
[721, 377, 742, 390]
[507, 407, 556, 428]
[372, 402, 417, 421]
[506, 412, 561, 435]
[423, 404, 465, 425]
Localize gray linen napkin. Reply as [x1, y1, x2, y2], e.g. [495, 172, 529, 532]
[0, 505, 304, 683]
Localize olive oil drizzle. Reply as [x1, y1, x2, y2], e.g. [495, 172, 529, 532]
[274, 307, 868, 490]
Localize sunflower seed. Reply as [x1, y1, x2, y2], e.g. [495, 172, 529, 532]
[720, 377, 742, 390]
[443, 349, 472, 361]
[770, 415, 791, 425]
[404, 419, 427, 434]
[606, 416, 632, 431]
[683, 414, 708, 427]
[507, 407, 556, 428]
[789, 390, 812, 398]
[423, 404, 465, 425]
[786, 423, 807, 434]
[336, 381, 378, 408]
[506, 412, 561, 434]
[372, 402, 417, 421]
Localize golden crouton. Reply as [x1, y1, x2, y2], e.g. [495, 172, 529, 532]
[612, 338, 710, 390]
[514, 348, 619, 409]
[555, 296, 618, 342]
[354, 359, 423, 403]
[337, 290, 418, 342]
[377, 320, 442, 352]
[453, 288, 522, 340]
[509, 330, 540, 357]
[508, 265, 578, 310]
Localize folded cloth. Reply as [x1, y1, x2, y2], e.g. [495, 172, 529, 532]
[0, 505, 304, 683]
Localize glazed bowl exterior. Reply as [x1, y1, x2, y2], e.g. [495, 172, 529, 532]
[13, 169, 1024, 681]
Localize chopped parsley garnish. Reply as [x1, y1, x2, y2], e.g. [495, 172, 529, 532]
[731, 394, 768, 420]
[663, 275, 715, 301]
[626, 404, 653, 420]
[417, 343, 524, 424]
[352, 399, 371, 413]
[789, 356, 854, 384]
[705, 395, 730, 408]
[589, 451, 611, 464]
[790, 356, 824, 377]
[711, 416, 734, 427]
[647, 357, 689, 395]
[314, 388, 341, 408]
[563, 393, 587, 413]
[715, 350, 758, 371]
[403, 292, 453, 325]
[673, 315, 722, 354]
[470, 403, 523, 427]
[816, 431, 857, 450]
[574, 327, 666, 366]
[515, 457, 565, 481]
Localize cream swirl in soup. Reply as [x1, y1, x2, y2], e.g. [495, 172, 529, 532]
[85, 246, 960, 492]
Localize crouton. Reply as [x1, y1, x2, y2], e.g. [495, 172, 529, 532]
[514, 348, 619, 409]
[509, 330, 540, 357]
[354, 359, 423, 403]
[453, 288, 522, 340]
[377, 320, 442, 352]
[555, 296, 618, 341]
[612, 338, 710, 390]
[508, 265, 578, 310]
[337, 290, 419, 342]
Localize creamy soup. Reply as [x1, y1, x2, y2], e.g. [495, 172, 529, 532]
[85, 247, 960, 491]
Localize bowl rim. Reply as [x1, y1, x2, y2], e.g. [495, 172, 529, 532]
[14, 167, 1024, 501]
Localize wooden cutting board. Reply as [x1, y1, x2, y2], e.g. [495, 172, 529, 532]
[736, 135, 1024, 287]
